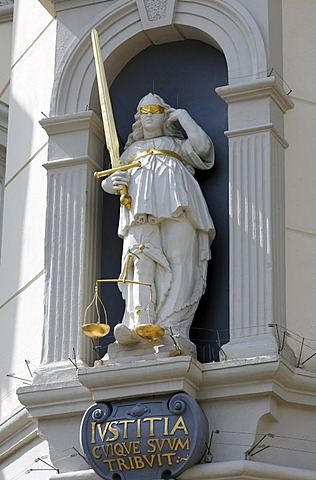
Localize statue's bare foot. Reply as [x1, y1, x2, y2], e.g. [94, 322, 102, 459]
[114, 324, 141, 345]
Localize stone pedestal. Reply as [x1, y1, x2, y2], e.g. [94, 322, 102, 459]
[98, 333, 197, 365]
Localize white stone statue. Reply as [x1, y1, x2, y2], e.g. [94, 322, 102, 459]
[102, 93, 215, 348]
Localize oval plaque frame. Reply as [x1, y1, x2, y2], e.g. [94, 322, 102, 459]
[80, 393, 208, 480]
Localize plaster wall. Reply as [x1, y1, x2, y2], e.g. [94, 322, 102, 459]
[10, 0, 53, 66]
[0, 153, 46, 304]
[201, 394, 316, 470]
[0, 276, 45, 420]
[5, 20, 56, 179]
[0, 0, 56, 424]
[283, 0, 316, 354]
[252, 402, 316, 471]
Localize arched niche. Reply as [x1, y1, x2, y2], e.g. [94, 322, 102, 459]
[40, 0, 293, 370]
[99, 39, 229, 362]
[51, 0, 267, 116]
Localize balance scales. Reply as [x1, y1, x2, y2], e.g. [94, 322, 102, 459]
[82, 277, 165, 342]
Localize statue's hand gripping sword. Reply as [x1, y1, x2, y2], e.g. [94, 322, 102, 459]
[91, 29, 141, 209]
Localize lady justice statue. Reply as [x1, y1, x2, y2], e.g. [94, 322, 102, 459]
[101, 93, 215, 349]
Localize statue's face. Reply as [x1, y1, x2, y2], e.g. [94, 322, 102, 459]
[140, 110, 165, 134]
[139, 95, 166, 137]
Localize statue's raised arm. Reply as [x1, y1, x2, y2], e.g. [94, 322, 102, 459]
[101, 93, 215, 356]
[166, 108, 213, 159]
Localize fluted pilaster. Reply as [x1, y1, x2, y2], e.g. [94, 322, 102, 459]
[43, 159, 101, 365]
[228, 127, 287, 339]
[39, 111, 103, 374]
[217, 78, 293, 358]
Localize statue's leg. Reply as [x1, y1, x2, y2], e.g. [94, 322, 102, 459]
[133, 253, 156, 325]
[115, 222, 160, 344]
[159, 218, 200, 339]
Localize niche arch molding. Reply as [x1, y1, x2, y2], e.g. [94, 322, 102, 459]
[51, 0, 267, 116]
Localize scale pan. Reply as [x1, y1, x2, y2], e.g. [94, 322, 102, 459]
[82, 323, 110, 338]
[135, 324, 165, 341]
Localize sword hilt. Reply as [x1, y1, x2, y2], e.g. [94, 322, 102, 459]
[94, 161, 141, 209]
[119, 185, 132, 210]
[94, 161, 142, 179]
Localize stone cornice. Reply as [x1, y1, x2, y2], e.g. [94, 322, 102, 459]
[79, 356, 203, 401]
[0, 407, 38, 462]
[78, 356, 316, 409]
[0, 144, 6, 161]
[47, 459, 316, 480]
[0, 101, 8, 149]
[17, 379, 93, 419]
[0, 407, 31, 444]
[179, 460, 316, 480]
[0, 100, 8, 131]
[47, 461, 316, 480]
[40, 110, 104, 142]
[200, 357, 316, 407]
[216, 77, 294, 113]
[0, 2, 14, 24]
[16, 356, 316, 422]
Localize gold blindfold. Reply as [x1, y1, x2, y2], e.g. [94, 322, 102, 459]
[140, 104, 165, 114]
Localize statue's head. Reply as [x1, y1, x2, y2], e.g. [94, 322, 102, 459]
[138, 93, 165, 113]
[138, 93, 166, 137]
[125, 93, 184, 148]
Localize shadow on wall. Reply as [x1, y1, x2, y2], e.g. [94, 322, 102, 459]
[0, 94, 43, 422]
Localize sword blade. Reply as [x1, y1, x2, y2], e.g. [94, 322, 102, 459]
[91, 29, 120, 168]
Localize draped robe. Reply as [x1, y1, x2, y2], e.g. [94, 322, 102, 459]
[117, 135, 215, 338]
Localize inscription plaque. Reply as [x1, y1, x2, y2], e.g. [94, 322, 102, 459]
[80, 392, 209, 480]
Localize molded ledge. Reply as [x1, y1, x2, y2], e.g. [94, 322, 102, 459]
[224, 123, 289, 149]
[0, 408, 38, 462]
[0, 3, 14, 23]
[47, 460, 316, 480]
[178, 460, 316, 480]
[40, 110, 104, 164]
[18, 356, 316, 421]
[0, 101, 8, 148]
[216, 76, 294, 113]
[40, 110, 104, 141]
[200, 357, 316, 407]
[17, 379, 92, 419]
[78, 356, 203, 401]
[42, 154, 100, 171]
[0, 100, 8, 128]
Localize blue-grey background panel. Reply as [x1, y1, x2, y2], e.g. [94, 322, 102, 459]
[100, 40, 229, 361]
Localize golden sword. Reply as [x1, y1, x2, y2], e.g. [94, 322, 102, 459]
[91, 29, 140, 209]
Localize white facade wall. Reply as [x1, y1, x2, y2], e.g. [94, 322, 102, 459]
[0, 1, 55, 478]
[1, 1, 316, 479]
[283, 0, 316, 355]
